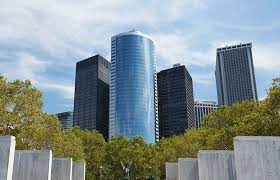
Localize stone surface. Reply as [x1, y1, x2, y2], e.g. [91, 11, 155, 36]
[198, 150, 236, 180]
[178, 158, 198, 180]
[72, 162, 85, 180]
[166, 162, 178, 180]
[0, 136, 15, 180]
[12, 150, 52, 180]
[51, 158, 72, 180]
[234, 136, 280, 180]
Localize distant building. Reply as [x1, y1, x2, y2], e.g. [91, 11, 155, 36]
[56, 111, 73, 129]
[157, 64, 195, 138]
[194, 101, 218, 128]
[109, 30, 158, 143]
[215, 43, 258, 106]
[73, 54, 110, 140]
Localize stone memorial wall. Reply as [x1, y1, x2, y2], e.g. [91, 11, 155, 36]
[0, 136, 15, 180]
[166, 162, 178, 180]
[198, 150, 236, 180]
[178, 158, 199, 180]
[0, 136, 85, 180]
[234, 136, 280, 180]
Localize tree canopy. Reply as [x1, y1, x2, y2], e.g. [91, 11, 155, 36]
[0, 75, 279, 179]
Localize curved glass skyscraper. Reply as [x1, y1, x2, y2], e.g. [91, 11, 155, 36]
[109, 30, 158, 143]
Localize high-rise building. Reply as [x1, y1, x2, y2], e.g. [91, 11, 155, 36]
[215, 43, 258, 106]
[56, 111, 73, 129]
[157, 64, 195, 138]
[73, 54, 110, 140]
[109, 30, 158, 143]
[194, 101, 218, 128]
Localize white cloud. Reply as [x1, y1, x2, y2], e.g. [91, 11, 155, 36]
[153, 32, 216, 70]
[0, 52, 74, 99]
[210, 40, 280, 71]
[154, 35, 280, 86]
[0, 52, 50, 83]
[0, 0, 207, 61]
[39, 82, 74, 100]
[192, 73, 215, 85]
[254, 43, 280, 71]
[211, 21, 280, 31]
[0, 0, 208, 99]
[0, 0, 279, 102]
[152, 31, 218, 85]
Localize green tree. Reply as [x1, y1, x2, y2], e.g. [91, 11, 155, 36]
[71, 127, 107, 179]
[0, 75, 84, 161]
[105, 136, 160, 179]
[129, 136, 160, 179]
[0, 76, 43, 136]
[1, 74, 279, 179]
[105, 135, 133, 178]
[53, 129, 85, 162]
[157, 128, 214, 177]
[157, 77, 280, 176]
[201, 77, 280, 150]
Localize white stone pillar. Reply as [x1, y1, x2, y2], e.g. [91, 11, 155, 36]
[178, 158, 198, 180]
[198, 150, 236, 180]
[0, 136, 15, 180]
[51, 158, 72, 180]
[166, 162, 178, 180]
[234, 136, 280, 180]
[12, 150, 52, 180]
[72, 162, 85, 180]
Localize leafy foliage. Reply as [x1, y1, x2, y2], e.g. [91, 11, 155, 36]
[0, 75, 85, 161]
[0, 74, 279, 179]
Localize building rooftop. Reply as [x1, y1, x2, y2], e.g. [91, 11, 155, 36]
[173, 63, 181, 68]
[112, 29, 154, 42]
[194, 100, 217, 105]
[217, 43, 252, 52]
[158, 64, 185, 73]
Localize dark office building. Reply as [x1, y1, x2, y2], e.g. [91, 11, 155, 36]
[157, 64, 195, 138]
[215, 43, 258, 106]
[73, 54, 110, 140]
[56, 111, 73, 129]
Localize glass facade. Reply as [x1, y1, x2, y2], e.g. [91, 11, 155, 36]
[109, 30, 158, 143]
[56, 111, 73, 129]
[73, 55, 110, 140]
[157, 65, 195, 138]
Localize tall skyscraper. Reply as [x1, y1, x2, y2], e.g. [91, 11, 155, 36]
[215, 43, 258, 106]
[194, 101, 218, 128]
[109, 30, 158, 143]
[73, 54, 110, 140]
[157, 64, 195, 138]
[56, 111, 73, 129]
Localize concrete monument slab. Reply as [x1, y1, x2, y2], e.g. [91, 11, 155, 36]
[178, 158, 198, 180]
[166, 162, 178, 180]
[0, 136, 15, 180]
[72, 162, 85, 180]
[198, 150, 236, 180]
[12, 150, 52, 180]
[234, 136, 280, 180]
[51, 158, 72, 180]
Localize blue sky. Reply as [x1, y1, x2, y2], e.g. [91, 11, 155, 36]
[0, 0, 279, 114]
